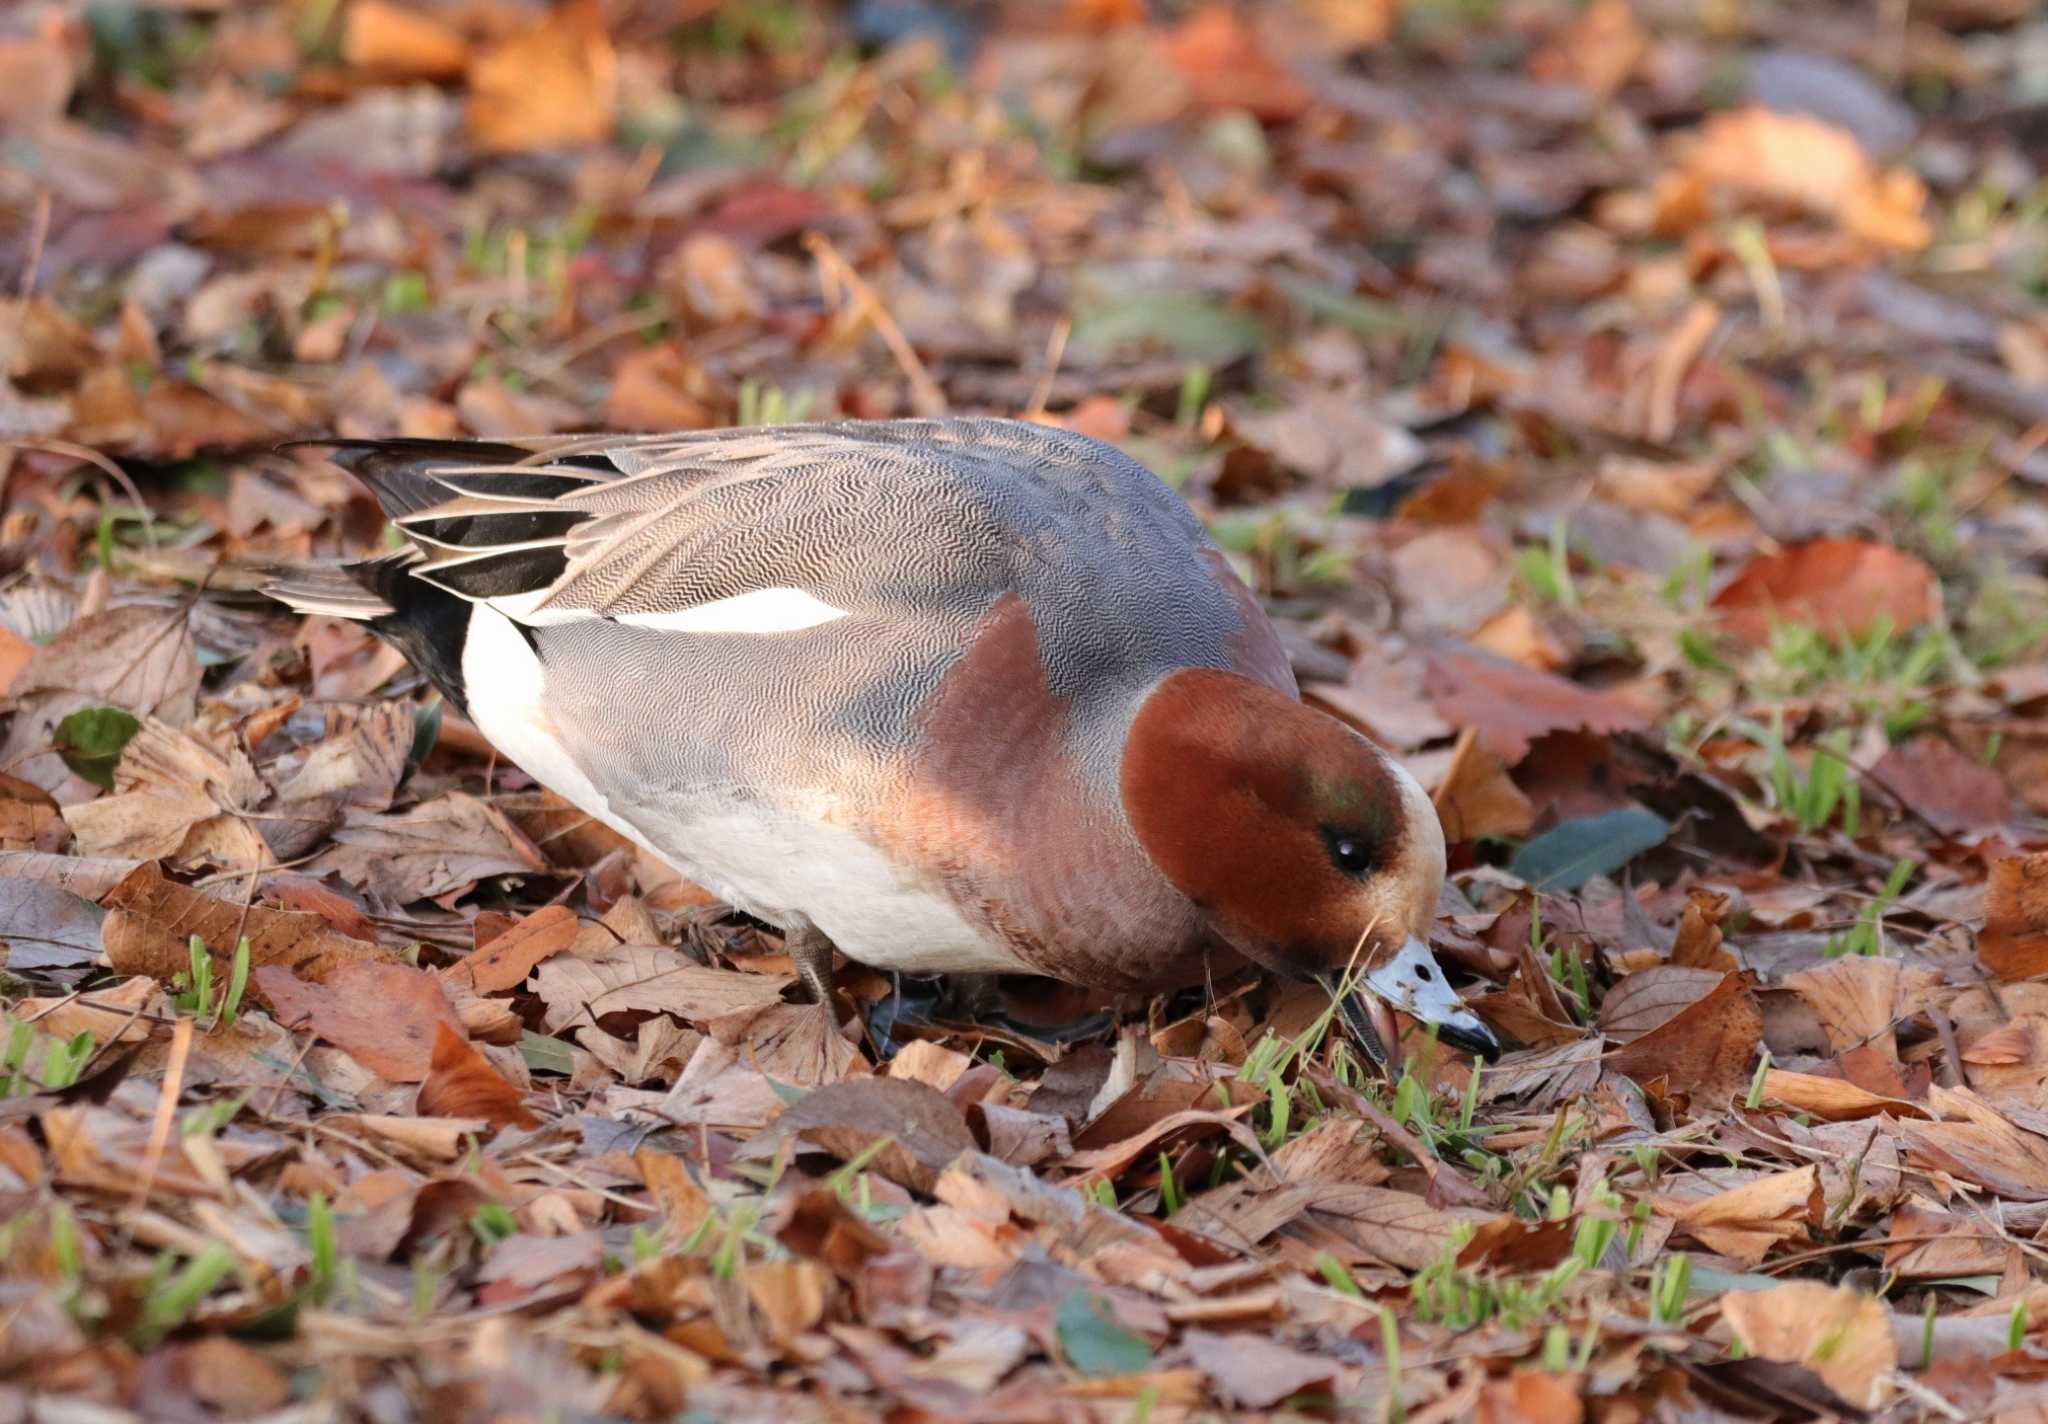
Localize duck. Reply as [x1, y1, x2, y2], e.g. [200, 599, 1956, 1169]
[266, 417, 1501, 1068]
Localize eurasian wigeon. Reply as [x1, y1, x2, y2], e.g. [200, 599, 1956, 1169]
[268, 418, 1501, 1067]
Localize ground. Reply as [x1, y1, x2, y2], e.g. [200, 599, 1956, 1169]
[4, 0, 2048, 1420]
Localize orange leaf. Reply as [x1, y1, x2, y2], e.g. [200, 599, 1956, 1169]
[1605, 970, 1762, 1103]
[1980, 852, 2048, 980]
[1711, 538, 1937, 646]
[465, 0, 615, 154]
[418, 1023, 536, 1128]
[1719, 1282, 1895, 1410]
[344, 0, 467, 79]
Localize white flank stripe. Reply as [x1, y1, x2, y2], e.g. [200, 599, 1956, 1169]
[614, 586, 849, 635]
[462, 603, 621, 826]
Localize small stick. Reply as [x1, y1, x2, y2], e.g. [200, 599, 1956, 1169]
[803, 232, 947, 417]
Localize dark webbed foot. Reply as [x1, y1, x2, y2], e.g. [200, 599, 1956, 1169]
[864, 973, 1115, 1055]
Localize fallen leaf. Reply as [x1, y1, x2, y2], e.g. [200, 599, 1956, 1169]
[742, 1077, 975, 1193]
[253, 960, 466, 1082]
[101, 861, 391, 985]
[1978, 852, 2048, 979]
[1872, 735, 2011, 834]
[307, 792, 546, 903]
[534, 944, 789, 1031]
[63, 717, 270, 870]
[1433, 728, 1537, 843]
[418, 1023, 536, 1128]
[1661, 1165, 1820, 1262]
[466, 0, 616, 154]
[1719, 1282, 1895, 1410]
[1476, 1369, 1585, 1424]
[1510, 807, 1670, 891]
[0, 877, 103, 973]
[1162, 5, 1307, 121]
[1421, 643, 1649, 762]
[1181, 1329, 1335, 1408]
[345, 0, 468, 79]
[445, 904, 579, 993]
[1686, 105, 1930, 250]
[1606, 970, 1762, 1103]
[1712, 538, 1938, 646]
[1055, 1289, 1157, 1377]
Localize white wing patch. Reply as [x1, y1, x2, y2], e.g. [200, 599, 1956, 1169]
[614, 587, 850, 635]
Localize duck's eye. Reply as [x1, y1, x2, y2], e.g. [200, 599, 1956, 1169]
[1322, 827, 1375, 877]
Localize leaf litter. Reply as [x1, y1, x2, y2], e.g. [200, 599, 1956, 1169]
[4, 0, 2048, 1418]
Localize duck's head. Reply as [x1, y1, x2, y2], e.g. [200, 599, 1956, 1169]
[1121, 668, 1500, 1065]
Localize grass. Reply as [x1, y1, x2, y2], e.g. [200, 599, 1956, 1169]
[174, 935, 251, 1030]
[1824, 857, 1917, 957]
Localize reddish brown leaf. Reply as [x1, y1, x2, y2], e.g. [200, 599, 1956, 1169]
[101, 861, 392, 986]
[1873, 735, 2012, 834]
[1420, 644, 1649, 762]
[1712, 538, 1938, 646]
[1980, 852, 2048, 979]
[254, 960, 466, 1082]
[418, 1023, 536, 1128]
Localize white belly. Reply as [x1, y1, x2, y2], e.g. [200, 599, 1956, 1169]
[461, 604, 1029, 975]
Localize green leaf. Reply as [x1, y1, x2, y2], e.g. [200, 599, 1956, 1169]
[53, 707, 141, 788]
[517, 1031, 576, 1076]
[1069, 290, 1266, 365]
[1510, 808, 1671, 892]
[409, 697, 444, 766]
[1055, 1290, 1153, 1377]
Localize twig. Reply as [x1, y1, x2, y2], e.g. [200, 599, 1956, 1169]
[802, 231, 946, 417]
[131, 1016, 194, 1211]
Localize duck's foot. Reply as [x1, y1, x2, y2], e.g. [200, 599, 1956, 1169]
[863, 973, 1115, 1052]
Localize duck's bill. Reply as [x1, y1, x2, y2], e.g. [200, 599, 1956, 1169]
[1333, 937, 1503, 1062]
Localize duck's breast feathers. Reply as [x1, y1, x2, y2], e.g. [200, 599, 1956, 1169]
[311, 418, 1280, 702]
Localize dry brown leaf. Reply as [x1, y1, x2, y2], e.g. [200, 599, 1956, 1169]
[1162, 5, 1307, 122]
[1669, 888, 1736, 971]
[740, 1077, 975, 1193]
[0, 851, 141, 899]
[0, 772, 66, 853]
[254, 960, 466, 1082]
[1433, 727, 1536, 842]
[1660, 1165, 1820, 1263]
[1597, 965, 1726, 1042]
[1604, 970, 1762, 1103]
[445, 904, 579, 994]
[263, 702, 412, 858]
[466, 0, 616, 154]
[1873, 735, 2012, 835]
[307, 792, 546, 903]
[1310, 1186, 1494, 1271]
[344, 0, 467, 78]
[1421, 643, 1649, 762]
[62, 718, 270, 870]
[1778, 957, 1937, 1058]
[0, 876, 104, 973]
[0, 603, 201, 790]
[101, 860, 392, 985]
[1719, 1282, 1895, 1410]
[1181, 1330, 1338, 1410]
[1712, 538, 1938, 646]
[1897, 1089, 2048, 1199]
[534, 945, 789, 1032]
[1759, 1069, 1919, 1122]
[1980, 852, 2048, 980]
[418, 1024, 536, 1129]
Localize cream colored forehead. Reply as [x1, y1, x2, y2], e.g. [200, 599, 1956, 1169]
[1359, 755, 1448, 941]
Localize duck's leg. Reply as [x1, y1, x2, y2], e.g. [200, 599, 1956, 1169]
[785, 923, 838, 1008]
[936, 974, 1114, 1045]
